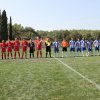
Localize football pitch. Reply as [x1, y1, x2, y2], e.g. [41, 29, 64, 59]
[0, 49, 100, 100]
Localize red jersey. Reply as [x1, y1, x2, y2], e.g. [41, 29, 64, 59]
[22, 41, 28, 51]
[0, 43, 6, 52]
[35, 40, 42, 50]
[13, 41, 20, 51]
[6, 41, 13, 52]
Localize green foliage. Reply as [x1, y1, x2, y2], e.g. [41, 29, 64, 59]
[12, 24, 39, 39]
[37, 30, 100, 41]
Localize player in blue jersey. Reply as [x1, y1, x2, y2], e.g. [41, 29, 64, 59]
[86, 40, 93, 56]
[69, 38, 75, 56]
[53, 38, 60, 57]
[80, 38, 86, 56]
[75, 38, 81, 56]
[93, 38, 100, 56]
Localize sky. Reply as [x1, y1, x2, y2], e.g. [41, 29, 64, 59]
[0, 0, 100, 31]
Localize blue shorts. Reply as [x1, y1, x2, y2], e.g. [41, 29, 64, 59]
[54, 47, 59, 53]
[88, 48, 92, 52]
[77, 48, 81, 52]
[81, 47, 86, 51]
[95, 47, 99, 51]
[70, 48, 75, 52]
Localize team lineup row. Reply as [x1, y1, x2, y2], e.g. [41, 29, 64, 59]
[0, 37, 100, 59]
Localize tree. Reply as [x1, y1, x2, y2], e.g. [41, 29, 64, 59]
[0, 10, 2, 41]
[9, 16, 12, 40]
[12, 23, 24, 38]
[1, 10, 8, 41]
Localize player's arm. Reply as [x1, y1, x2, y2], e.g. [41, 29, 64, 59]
[45, 41, 47, 46]
[66, 41, 69, 47]
[51, 42, 52, 46]
[58, 41, 60, 47]
[0, 43, 1, 49]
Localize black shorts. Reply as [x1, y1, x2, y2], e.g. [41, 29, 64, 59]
[29, 49, 34, 53]
[62, 47, 67, 52]
[46, 47, 51, 52]
[95, 47, 99, 51]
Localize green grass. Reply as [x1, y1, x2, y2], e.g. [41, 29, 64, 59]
[0, 49, 100, 100]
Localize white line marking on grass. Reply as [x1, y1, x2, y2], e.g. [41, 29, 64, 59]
[53, 57, 100, 90]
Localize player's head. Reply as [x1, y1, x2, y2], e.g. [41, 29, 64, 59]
[30, 39, 32, 42]
[71, 38, 73, 40]
[8, 39, 10, 42]
[96, 37, 98, 40]
[2, 40, 5, 43]
[82, 37, 84, 40]
[63, 38, 66, 41]
[37, 36, 40, 40]
[23, 38, 25, 41]
[55, 38, 58, 41]
[15, 37, 18, 41]
[77, 38, 79, 41]
[47, 37, 50, 41]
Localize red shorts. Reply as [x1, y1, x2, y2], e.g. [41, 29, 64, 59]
[14, 47, 19, 51]
[1, 48, 6, 52]
[7, 48, 12, 52]
[37, 47, 42, 50]
[22, 48, 27, 52]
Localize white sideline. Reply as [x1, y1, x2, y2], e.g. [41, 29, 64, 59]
[53, 57, 100, 90]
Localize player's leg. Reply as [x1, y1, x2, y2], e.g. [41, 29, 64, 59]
[32, 52, 34, 58]
[46, 52, 48, 58]
[1, 52, 3, 59]
[40, 50, 42, 58]
[46, 47, 48, 58]
[49, 52, 51, 58]
[10, 52, 13, 58]
[70, 48, 72, 57]
[7, 52, 9, 59]
[66, 48, 68, 57]
[9, 52, 11, 59]
[14, 51, 16, 59]
[94, 47, 96, 56]
[49, 47, 51, 58]
[97, 47, 99, 55]
[22, 51, 24, 59]
[30, 53, 31, 58]
[72, 50, 75, 57]
[81, 47, 85, 57]
[25, 51, 27, 59]
[4, 52, 6, 59]
[54, 47, 56, 57]
[76, 48, 80, 57]
[86, 49, 89, 57]
[57, 48, 59, 58]
[79, 48, 82, 56]
[62, 47, 64, 58]
[18, 51, 20, 58]
[82, 51, 84, 56]
[89, 48, 92, 56]
[29, 49, 31, 58]
[37, 50, 39, 58]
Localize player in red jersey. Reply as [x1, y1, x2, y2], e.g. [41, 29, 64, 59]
[35, 36, 42, 58]
[6, 39, 13, 59]
[13, 38, 20, 59]
[0, 40, 6, 59]
[22, 38, 28, 59]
